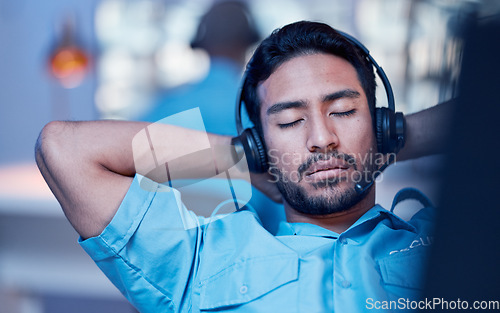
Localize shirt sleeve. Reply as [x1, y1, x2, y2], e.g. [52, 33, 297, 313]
[79, 175, 201, 313]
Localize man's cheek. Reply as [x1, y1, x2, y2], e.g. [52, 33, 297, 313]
[280, 151, 301, 167]
[271, 162, 300, 184]
[267, 148, 280, 168]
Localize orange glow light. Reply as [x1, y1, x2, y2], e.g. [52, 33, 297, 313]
[50, 46, 90, 88]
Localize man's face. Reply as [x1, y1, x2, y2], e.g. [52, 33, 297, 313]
[258, 53, 377, 215]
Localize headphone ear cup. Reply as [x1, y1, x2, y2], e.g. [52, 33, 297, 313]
[248, 127, 268, 172]
[375, 107, 388, 154]
[376, 107, 406, 154]
[240, 127, 268, 173]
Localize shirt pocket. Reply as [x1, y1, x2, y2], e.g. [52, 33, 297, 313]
[377, 250, 428, 291]
[198, 254, 299, 311]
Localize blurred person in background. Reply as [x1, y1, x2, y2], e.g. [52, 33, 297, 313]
[139, 0, 259, 136]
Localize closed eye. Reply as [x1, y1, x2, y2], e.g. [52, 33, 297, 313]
[278, 119, 303, 129]
[330, 109, 356, 117]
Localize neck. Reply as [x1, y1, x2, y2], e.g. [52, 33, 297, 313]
[208, 46, 247, 67]
[284, 187, 376, 234]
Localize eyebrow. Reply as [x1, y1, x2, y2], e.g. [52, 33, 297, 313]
[266, 100, 306, 116]
[266, 89, 361, 116]
[322, 89, 360, 103]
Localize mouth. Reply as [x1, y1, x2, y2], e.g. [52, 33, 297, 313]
[303, 160, 350, 181]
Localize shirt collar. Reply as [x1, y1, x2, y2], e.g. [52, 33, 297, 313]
[345, 204, 417, 234]
[276, 221, 339, 238]
[276, 204, 416, 238]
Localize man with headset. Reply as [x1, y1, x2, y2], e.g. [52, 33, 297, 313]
[36, 21, 450, 312]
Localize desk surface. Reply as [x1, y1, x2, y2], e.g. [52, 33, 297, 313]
[0, 163, 61, 216]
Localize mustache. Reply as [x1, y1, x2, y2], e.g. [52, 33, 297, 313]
[297, 150, 357, 182]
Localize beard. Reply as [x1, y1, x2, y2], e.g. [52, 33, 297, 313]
[270, 150, 376, 216]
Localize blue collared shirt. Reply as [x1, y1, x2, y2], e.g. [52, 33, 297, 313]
[79, 175, 434, 313]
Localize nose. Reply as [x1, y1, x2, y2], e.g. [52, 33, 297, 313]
[306, 116, 339, 153]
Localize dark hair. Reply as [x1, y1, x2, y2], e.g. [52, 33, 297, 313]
[242, 21, 376, 134]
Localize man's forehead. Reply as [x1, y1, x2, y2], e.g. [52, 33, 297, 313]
[257, 53, 363, 112]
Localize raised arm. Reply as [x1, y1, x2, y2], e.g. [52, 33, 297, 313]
[35, 120, 232, 239]
[397, 99, 454, 161]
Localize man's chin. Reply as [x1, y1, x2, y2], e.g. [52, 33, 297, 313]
[298, 175, 355, 196]
[277, 178, 364, 216]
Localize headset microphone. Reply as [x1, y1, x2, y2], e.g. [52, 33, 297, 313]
[354, 153, 396, 195]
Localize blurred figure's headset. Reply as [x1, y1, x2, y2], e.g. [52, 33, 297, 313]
[232, 30, 406, 193]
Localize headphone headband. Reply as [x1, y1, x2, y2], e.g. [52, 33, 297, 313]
[235, 80, 245, 135]
[337, 31, 395, 112]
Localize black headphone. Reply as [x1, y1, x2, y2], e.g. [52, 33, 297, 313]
[233, 30, 406, 173]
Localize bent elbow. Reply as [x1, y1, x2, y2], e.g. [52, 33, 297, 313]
[35, 121, 72, 171]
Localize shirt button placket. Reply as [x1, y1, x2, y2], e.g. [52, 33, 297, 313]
[336, 236, 352, 292]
